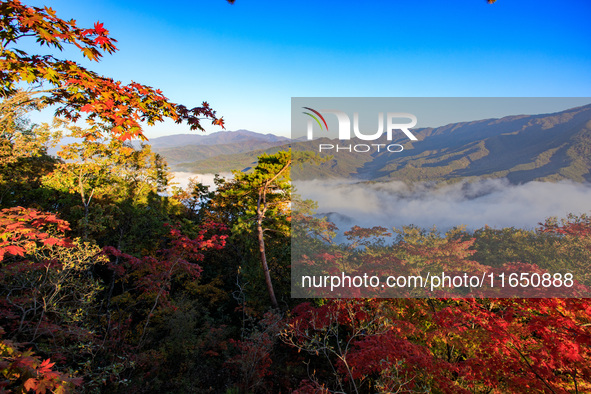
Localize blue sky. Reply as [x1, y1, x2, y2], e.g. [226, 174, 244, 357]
[22, 0, 591, 138]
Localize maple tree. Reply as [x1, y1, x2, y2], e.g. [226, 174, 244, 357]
[1, 329, 81, 394]
[284, 208, 591, 391]
[0, 207, 102, 392]
[226, 311, 283, 392]
[0, 205, 71, 260]
[0, 0, 224, 141]
[282, 296, 591, 393]
[102, 221, 227, 346]
[0, 205, 231, 391]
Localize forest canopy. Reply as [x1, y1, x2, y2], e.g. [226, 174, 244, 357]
[1, 1, 591, 394]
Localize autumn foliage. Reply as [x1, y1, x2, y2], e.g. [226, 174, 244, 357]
[0, 0, 224, 141]
[2, 1, 591, 393]
[1, 326, 82, 394]
[283, 296, 591, 393]
[0, 206, 71, 260]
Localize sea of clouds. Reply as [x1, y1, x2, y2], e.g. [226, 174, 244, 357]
[294, 178, 591, 232]
[169, 172, 234, 191]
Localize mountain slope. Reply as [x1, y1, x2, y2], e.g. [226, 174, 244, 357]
[363, 103, 591, 183]
[160, 104, 591, 184]
[175, 144, 289, 173]
[143, 129, 290, 167]
[153, 140, 289, 166]
[289, 103, 591, 183]
[148, 129, 289, 149]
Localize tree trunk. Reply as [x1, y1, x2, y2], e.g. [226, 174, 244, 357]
[78, 168, 94, 240]
[257, 190, 278, 309]
[255, 158, 290, 309]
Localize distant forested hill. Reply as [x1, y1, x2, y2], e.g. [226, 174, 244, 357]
[157, 104, 591, 183]
[145, 129, 289, 167]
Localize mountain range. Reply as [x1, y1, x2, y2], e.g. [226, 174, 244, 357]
[153, 104, 591, 184]
[146, 129, 289, 168]
[149, 129, 289, 148]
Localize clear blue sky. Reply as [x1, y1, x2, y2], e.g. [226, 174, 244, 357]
[23, 0, 591, 138]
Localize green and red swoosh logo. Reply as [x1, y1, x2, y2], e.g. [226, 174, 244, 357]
[302, 107, 328, 131]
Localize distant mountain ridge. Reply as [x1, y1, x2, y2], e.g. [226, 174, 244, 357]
[158, 104, 591, 184]
[144, 129, 290, 167]
[148, 129, 290, 148]
[154, 140, 288, 166]
[360, 103, 591, 183]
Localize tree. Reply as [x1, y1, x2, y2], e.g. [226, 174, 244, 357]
[0, 0, 224, 141]
[282, 295, 591, 393]
[252, 151, 291, 309]
[208, 151, 291, 310]
[0, 91, 60, 208]
[40, 124, 178, 249]
[0, 331, 82, 394]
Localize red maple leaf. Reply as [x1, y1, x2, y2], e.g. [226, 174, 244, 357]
[93, 22, 107, 35]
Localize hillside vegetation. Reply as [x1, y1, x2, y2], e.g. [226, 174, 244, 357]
[172, 104, 591, 185]
[3, 3, 591, 393]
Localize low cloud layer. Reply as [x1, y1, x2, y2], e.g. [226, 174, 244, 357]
[295, 178, 591, 232]
[170, 172, 234, 190]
